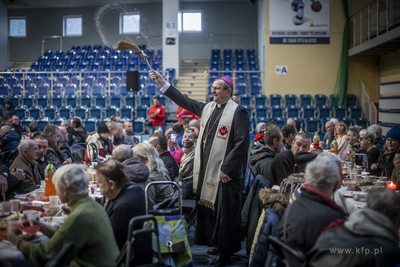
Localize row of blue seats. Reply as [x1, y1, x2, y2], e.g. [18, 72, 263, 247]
[30, 62, 161, 72]
[211, 49, 256, 61]
[242, 104, 364, 120]
[66, 44, 150, 52]
[2, 94, 165, 110]
[211, 49, 258, 71]
[252, 117, 369, 134]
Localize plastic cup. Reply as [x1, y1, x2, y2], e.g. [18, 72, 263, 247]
[1, 202, 11, 213]
[27, 213, 40, 226]
[347, 181, 357, 191]
[41, 181, 46, 189]
[10, 199, 20, 212]
[49, 196, 59, 207]
[35, 189, 45, 200]
[365, 175, 375, 182]
[353, 174, 362, 182]
[379, 176, 387, 181]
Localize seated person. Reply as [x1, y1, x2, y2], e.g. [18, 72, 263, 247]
[95, 159, 146, 250]
[0, 125, 21, 154]
[85, 123, 114, 164]
[279, 152, 347, 255]
[133, 143, 174, 205]
[113, 124, 124, 146]
[9, 139, 41, 194]
[308, 188, 400, 267]
[42, 125, 70, 169]
[179, 131, 196, 198]
[68, 118, 87, 146]
[28, 122, 40, 139]
[359, 129, 380, 176]
[122, 121, 136, 146]
[149, 132, 179, 181]
[391, 153, 400, 189]
[170, 122, 184, 152]
[341, 126, 366, 160]
[6, 164, 120, 266]
[33, 135, 48, 180]
[58, 126, 73, 161]
[0, 154, 25, 200]
[112, 145, 156, 206]
[12, 115, 23, 138]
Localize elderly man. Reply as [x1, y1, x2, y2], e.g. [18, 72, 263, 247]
[85, 122, 113, 164]
[58, 126, 73, 161]
[112, 144, 156, 205]
[0, 153, 25, 199]
[33, 135, 48, 180]
[341, 126, 366, 160]
[150, 70, 249, 266]
[42, 125, 70, 169]
[0, 125, 21, 154]
[149, 132, 179, 181]
[308, 188, 400, 267]
[2, 115, 14, 128]
[179, 130, 196, 199]
[9, 139, 41, 194]
[113, 124, 124, 146]
[123, 121, 136, 146]
[281, 124, 297, 151]
[28, 122, 40, 139]
[279, 152, 347, 255]
[321, 120, 335, 149]
[61, 120, 75, 146]
[368, 124, 385, 150]
[271, 133, 311, 186]
[189, 119, 200, 132]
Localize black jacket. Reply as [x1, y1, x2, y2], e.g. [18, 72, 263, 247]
[160, 151, 179, 181]
[249, 143, 276, 185]
[59, 143, 73, 161]
[0, 154, 20, 200]
[376, 145, 400, 178]
[104, 185, 146, 250]
[0, 130, 21, 154]
[271, 150, 295, 186]
[374, 136, 385, 150]
[278, 186, 347, 255]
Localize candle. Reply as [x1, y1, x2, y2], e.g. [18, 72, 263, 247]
[387, 182, 397, 190]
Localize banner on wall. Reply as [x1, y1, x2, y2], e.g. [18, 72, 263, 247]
[270, 0, 330, 44]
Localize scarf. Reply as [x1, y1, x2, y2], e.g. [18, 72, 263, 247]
[181, 145, 196, 167]
[383, 145, 398, 162]
[193, 99, 238, 209]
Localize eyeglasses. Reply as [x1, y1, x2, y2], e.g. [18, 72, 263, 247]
[359, 137, 366, 141]
[335, 126, 344, 129]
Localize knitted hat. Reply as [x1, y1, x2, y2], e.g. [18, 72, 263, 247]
[97, 122, 109, 134]
[385, 125, 400, 142]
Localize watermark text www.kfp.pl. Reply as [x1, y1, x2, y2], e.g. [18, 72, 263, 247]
[329, 247, 382, 255]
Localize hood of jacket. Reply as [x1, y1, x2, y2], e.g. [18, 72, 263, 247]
[122, 157, 150, 183]
[249, 142, 276, 166]
[344, 209, 399, 243]
[258, 188, 288, 215]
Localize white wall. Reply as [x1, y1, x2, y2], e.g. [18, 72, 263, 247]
[7, 2, 258, 62]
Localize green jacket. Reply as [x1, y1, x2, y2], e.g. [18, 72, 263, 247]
[23, 194, 120, 267]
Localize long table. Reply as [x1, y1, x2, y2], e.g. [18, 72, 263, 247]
[334, 186, 367, 214]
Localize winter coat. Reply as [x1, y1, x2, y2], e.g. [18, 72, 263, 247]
[9, 156, 42, 194]
[46, 145, 64, 169]
[307, 209, 400, 267]
[84, 132, 113, 164]
[0, 130, 21, 153]
[149, 170, 174, 204]
[241, 174, 270, 253]
[159, 151, 179, 181]
[374, 136, 385, 150]
[271, 150, 295, 186]
[376, 144, 400, 178]
[124, 132, 136, 146]
[278, 186, 347, 255]
[122, 157, 156, 206]
[249, 142, 276, 184]
[59, 143, 72, 161]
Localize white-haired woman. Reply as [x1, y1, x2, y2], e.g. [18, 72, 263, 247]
[6, 164, 120, 267]
[133, 142, 174, 204]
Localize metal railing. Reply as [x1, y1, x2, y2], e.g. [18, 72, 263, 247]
[349, 0, 400, 48]
[41, 36, 63, 56]
[359, 80, 377, 124]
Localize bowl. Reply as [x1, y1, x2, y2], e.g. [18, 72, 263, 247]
[44, 205, 61, 217]
[379, 176, 387, 182]
[365, 176, 375, 183]
[374, 181, 385, 188]
[347, 181, 357, 191]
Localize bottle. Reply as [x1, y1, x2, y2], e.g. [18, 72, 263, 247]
[313, 132, 320, 149]
[346, 145, 355, 162]
[299, 128, 303, 133]
[44, 162, 57, 199]
[331, 138, 338, 155]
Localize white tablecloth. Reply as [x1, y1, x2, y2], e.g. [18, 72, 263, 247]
[334, 186, 367, 214]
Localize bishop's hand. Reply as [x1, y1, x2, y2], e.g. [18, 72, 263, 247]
[219, 171, 231, 183]
[149, 70, 167, 87]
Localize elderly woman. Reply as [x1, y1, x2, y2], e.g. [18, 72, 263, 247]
[6, 164, 120, 267]
[133, 143, 174, 204]
[341, 126, 365, 160]
[371, 125, 400, 177]
[95, 159, 146, 250]
[359, 129, 380, 176]
[334, 121, 348, 156]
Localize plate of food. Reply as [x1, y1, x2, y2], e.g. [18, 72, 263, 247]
[343, 192, 353, 198]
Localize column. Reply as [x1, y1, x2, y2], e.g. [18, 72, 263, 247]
[162, 0, 180, 77]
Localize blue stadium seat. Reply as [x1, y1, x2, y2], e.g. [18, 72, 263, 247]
[300, 94, 312, 107]
[271, 105, 284, 118]
[10, 95, 21, 107]
[52, 95, 62, 107]
[254, 94, 266, 106]
[21, 117, 35, 128]
[12, 84, 23, 96]
[25, 84, 36, 95]
[44, 105, 57, 119]
[84, 76, 95, 86]
[302, 105, 315, 119]
[91, 83, 104, 95]
[52, 117, 65, 126]
[134, 117, 146, 134]
[7, 77, 18, 87]
[285, 94, 297, 107]
[125, 94, 135, 107]
[269, 94, 282, 106]
[64, 84, 77, 95]
[66, 95, 78, 108]
[239, 94, 251, 106]
[59, 105, 72, 119]
[256, 116, 269, 126]
[354, 117, 369, 129]
[57, 76, 69, 87]
[74, 105, 87, 119]
[333, 105, 347, 118]
[140, 95, 151, 107]
[347, 94, 358, 107]
[158, 94, 166, 107]
[94, 95, 106, 108]
[120, 105, 133, 119]
[314, 94, 327, 108]
[274, 117, 286, 129]
[110, 94, 122, 107]
[236, 83, 247, 95]
[80, 83, 90, 95]
[0, 77, 5, 85]
[146, 84, 157, 95]
[89, 105, 103, 118]
[242, 105, 253, 118]
[84, 117, 97, 133]
[0, 85, 10, 96]
[23, 95, 35, 108]
[292, 117, 303, 129]
[286, 105, 300, 118]
[15, 105, 27, 119]
[255, 105, 268, 119]
[304, 117, 320, 134]
[348, 105, 363, 119]
[250, 83, 261, 95]
[318, 105, 331, 119]
[341, 117, 354, 128]
[38, 117, 51, 132]
[29, 105, 42, 119]
[38, 84, 50, 96]
[136, 105, 148, 118]
[81, 95, 92, 108]
[329, 94, 339, 107]
[105, 105, 118, 117]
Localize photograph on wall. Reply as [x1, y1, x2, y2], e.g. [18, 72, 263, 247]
[270, 0, 330, 44]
